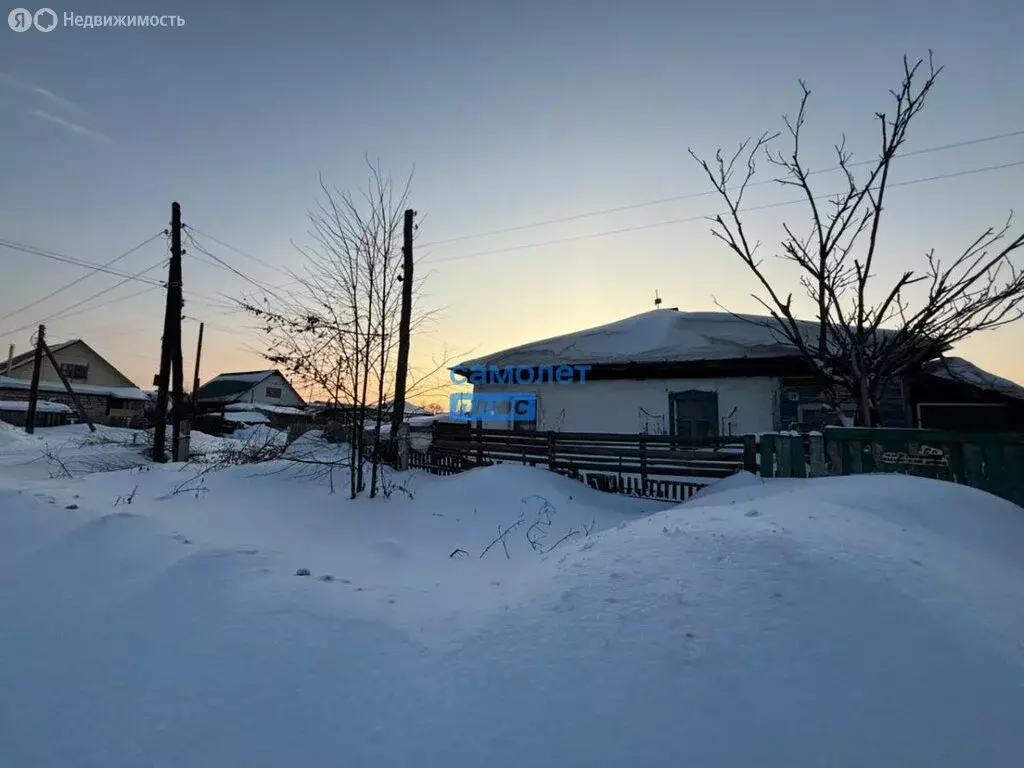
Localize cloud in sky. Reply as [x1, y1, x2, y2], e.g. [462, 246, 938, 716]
[0, 73, 85, 115]
[27, 109, 111, 142]
[0, 73, 110, 142]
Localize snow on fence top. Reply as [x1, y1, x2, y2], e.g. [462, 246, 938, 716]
[923, 357, 1024, 400]
[0, 376, 150, 401]
[455, 309, 847, 369]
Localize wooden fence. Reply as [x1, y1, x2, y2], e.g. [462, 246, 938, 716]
[755, 427, 1024, 507]
[384, 422, 1024, 508]
[396, 423, 752, 502]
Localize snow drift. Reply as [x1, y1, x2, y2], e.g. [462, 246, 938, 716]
[1, 430, 1023, 766]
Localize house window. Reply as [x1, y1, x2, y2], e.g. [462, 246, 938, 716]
[59, 362, 88, 381]
[265, 386, 282, 399]
[669, 390, 719, 439]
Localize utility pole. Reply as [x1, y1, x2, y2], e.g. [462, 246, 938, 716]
[42, 338, 95, 432]
[190, 322, 204, 419]
[153, 202, 182, 461]
[24, 325, 44, 434]
[170, 202, 185, 460]
[390, 208, 415, 440]
[5, 344, 13, 376]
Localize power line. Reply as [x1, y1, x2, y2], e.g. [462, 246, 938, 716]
[183, 224, 297, 281]
[0, 231, 165, 324]
[424, 158, 1024, 265]
[418, 127, 1024, 249]
[183, 232, 290, 301]
[0, 238, 167, 287]
[0, 260, 167, 338]
[0, 236, 229, 308]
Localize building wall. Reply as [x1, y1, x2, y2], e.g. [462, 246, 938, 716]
[0, 387, 144, 426]
[471, 377, 779, 435]
[7, 341, 136, 388]
[242, 372, 305, 407]
[777, 377, 910, 428]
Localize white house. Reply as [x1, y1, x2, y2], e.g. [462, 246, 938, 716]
[195, 369, 306, 409]
[451, 308, 1024, 435]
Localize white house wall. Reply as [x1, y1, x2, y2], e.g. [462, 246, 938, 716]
[246, 372, 305, 407]
[471, 377, 779, 435]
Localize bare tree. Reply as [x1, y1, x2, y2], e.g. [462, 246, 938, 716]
[689, 52, 1024, 426]
[241, 160, 457, 498]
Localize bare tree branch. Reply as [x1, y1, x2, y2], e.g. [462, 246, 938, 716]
[690, 52, 1023, 426]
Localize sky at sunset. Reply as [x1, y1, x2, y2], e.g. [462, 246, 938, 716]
[2, 0, 1023, 402]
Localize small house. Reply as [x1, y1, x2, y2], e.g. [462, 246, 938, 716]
[450, 309, 1024, 435]
[0, 339, 148, 426]
[195, 370, 308, 428]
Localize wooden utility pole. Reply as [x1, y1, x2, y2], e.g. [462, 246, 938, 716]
[153, 202, 183, 461]
[190, 321, 204, 420]
[390, 208, 415, 440]
[42, 339, 95, 432]
[169, 202, 185, 460]
[24, 325, 44, 434]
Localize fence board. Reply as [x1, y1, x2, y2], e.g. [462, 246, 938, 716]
[822, 426, 1024, 506]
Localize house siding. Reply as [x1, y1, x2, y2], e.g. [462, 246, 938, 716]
[471, 377, 779, 435]
[6, 341, 136, 388]
[243, 372, 305, 408]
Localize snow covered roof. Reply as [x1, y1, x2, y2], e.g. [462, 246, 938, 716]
[223, 411, 269, 424]
[922, 357, 1024, 401]
[0, 399, 72, 413]
[0, 376, 150, 401]
[223, 402, 306, 416]
[211, 370, 277, 384]
[196, 370, 276, 402]
[455, 310, 827, 369]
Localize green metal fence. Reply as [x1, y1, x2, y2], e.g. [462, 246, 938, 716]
[757, 427, 1024, 507]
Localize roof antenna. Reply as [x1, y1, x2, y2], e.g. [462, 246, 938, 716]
[654, 290, 663, 309]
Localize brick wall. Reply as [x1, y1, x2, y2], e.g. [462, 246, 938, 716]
[0, 387, 143, 426]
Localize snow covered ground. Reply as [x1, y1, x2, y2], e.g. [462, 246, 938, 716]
[2, 422, 1024, 766]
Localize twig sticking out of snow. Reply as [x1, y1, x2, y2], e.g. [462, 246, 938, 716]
[480, 518, 525, 560]
[543, 529, 581, 552]
[113, 486, 138, 506]
[41, 444, 74, 479]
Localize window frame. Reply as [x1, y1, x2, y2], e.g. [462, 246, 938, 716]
[58, 362, 89, 381]
[668, 390, 720, 439]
